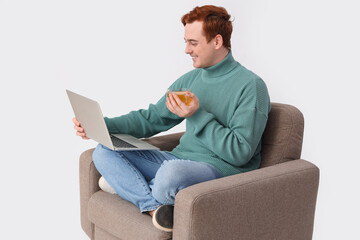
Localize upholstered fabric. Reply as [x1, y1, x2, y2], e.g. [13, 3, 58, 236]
[142, 132, 184, 152]
[260, 103, 304, 167]
[79, 148, 99, 238]
[88, 191, 172, 240]
[79, 103, 319, 240]
[94, 226, 122, 240]
[173, 160, 318, 240]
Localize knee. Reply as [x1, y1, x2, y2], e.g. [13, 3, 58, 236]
[92, 144, 110, 171]
[151, 160, 186, 203]
[155, 160, 184, 186]
[92, 144, 103, 162]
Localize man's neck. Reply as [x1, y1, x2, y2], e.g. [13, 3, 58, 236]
[212, 48, 230, 66]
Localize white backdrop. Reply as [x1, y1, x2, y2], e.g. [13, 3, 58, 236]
[1, 0, 359, 239]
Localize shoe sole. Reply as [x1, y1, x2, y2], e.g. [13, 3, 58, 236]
[152, 205, 174, 232]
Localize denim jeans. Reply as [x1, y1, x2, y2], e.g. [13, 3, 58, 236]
[92, 144, 223, 212]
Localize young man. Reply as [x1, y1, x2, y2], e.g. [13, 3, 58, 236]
[73, 5, 270, 232]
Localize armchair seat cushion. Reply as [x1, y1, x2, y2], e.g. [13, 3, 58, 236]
[88, 191, 172, 240]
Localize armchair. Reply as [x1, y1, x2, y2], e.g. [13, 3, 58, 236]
[79, 103, 319, 240]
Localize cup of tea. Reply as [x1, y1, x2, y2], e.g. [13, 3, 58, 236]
[167, 88, 192, 106]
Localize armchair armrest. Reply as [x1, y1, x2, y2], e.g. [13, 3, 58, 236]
[142, 132, 184, 151]
[79, 148, 99, 239]
[79, 132, 184, 238]
[173, 159, 319, 240]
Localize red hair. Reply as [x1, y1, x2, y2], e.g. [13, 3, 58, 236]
[181, 5, 233, 49]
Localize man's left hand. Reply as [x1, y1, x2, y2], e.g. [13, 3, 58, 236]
[166, 91, 199, 118]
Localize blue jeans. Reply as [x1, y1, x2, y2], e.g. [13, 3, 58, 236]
[92, 144, 223, 212]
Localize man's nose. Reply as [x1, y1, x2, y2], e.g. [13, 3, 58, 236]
[185, 44, 191, 54]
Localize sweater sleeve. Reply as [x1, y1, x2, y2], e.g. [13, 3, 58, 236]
[187, 88, 270, 167]
[103, 71, 200, 138]
[104, 94, 184, 138]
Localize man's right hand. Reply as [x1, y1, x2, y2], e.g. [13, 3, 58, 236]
[72, 117, 90, 140]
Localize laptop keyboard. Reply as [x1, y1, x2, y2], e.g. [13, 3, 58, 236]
[111, 136, 137, 148]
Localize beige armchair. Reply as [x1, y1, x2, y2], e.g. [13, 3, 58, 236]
[79, 103, 319, 240]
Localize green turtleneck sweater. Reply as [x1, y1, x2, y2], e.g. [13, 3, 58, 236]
[104, 51, 270, 176]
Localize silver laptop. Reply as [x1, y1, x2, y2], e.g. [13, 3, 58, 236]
[66, 90, 159, 151]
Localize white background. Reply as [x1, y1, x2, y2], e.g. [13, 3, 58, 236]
[1, 0, 359, 239]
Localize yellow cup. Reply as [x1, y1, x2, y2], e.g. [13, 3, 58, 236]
[167, 88, 192, 106]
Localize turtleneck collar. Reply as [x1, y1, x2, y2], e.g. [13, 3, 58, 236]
[201, 50, 238, 79]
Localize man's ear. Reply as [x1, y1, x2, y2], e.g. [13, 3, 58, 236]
[213, 34, 224, 49]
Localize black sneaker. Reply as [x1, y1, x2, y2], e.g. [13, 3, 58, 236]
[152, 205, 174, 232]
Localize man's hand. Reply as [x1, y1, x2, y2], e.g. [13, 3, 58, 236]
[72, 117, 90, 140]
[166, 91, 199, 118]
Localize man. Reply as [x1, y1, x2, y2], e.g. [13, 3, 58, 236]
[73, 5, 270, 232]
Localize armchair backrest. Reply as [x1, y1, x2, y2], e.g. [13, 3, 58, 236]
[260, 103, 304, 168]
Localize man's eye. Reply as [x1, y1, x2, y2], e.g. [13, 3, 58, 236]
[185, 40, 197, 46]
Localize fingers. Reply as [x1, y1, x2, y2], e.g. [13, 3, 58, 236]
[165, 91, 200, 118]
[74, 125, 84, 132]
[166, 93, 196, 118]
[186, 91, 194, 97]
[72, 117, 90, 140]
[76, 130, 89, 139]
[166, 97, 175, 113]
[166, 93, 185, 116]
[171, 93, 185, 108]
[168, 93, 185, 110]
[76, 130, 86, 137]
[186, 91, 198, 105]
[73, 118, 84, 132]
[72, 117, 80, 126]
